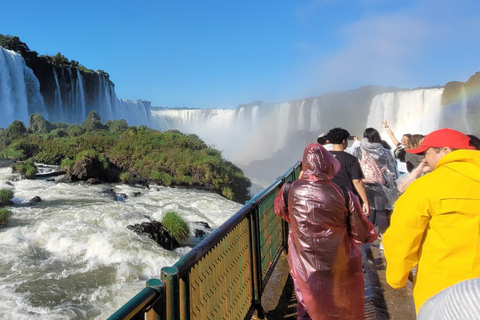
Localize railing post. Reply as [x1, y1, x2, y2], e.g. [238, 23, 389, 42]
[146, 279, 166, 320]
[247, 200, 266, 319]
[161, 266, 179, 320]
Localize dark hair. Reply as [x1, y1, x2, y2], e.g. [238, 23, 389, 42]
[380, 140, 391, 149]
[326, 127, 350, 144]
[317, 135, 328, 144]
[363, 127, 382, 143]
[468, 134, 480, 150]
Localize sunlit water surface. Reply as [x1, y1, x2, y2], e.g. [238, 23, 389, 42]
[0, 167, 242, 319]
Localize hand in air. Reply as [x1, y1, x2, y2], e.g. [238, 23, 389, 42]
[382, 119, 388, 127]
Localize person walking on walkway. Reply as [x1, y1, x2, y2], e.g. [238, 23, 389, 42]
[349, 128, 398, 235]
[274, 143, 377, 320]
[326, 127, 370, 216]
[383, 128, 480, 313]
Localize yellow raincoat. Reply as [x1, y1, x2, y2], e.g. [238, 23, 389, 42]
[383, 149, 480, 313]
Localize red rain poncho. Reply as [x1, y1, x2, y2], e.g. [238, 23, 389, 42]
[274, 143, 377, 320]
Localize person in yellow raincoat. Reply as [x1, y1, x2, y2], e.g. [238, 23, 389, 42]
[383, 128, 480, 313]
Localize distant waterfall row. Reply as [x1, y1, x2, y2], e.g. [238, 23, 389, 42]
[0, 47, 154, 128]
[152, 87, 477, 165]
[152, 100, 323, 164]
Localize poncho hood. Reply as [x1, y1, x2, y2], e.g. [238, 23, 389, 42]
[301, 143, 340, 181]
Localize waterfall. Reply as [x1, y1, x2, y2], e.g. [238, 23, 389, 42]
[0, 46, 153, 128]
[151, 99, 323, 164]
[366, 88, 444, 145]
[0, 47, 47, 128]
[76, 69, 86, 123]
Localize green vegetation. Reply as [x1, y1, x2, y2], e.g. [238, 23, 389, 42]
[162, 211, 190, 241]
[0, 189, 14, 206]
[0, 189, 14, 226]
[0, 34, 108, 77]
[0, 112, 251, 203]
[12, 158, 37, 179]
[0, 208, 10, 226]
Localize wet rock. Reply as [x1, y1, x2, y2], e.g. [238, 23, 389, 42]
[46, 178, 55, 182]
[102, 188, 118, 201]
[68, 157, 103, 180]
[127, 221, 180, 250]
[132, 192, 142, 197]
[29, 196, 42, 202]
[195, 229, 206, 238]
[87, 178, 101, 184]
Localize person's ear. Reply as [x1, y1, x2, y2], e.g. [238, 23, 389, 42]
[443, 147, 454, 154]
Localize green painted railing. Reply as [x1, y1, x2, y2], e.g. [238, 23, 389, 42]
[109, 161, 302, 320]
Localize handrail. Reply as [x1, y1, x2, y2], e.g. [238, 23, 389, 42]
[108, 279, 166, 320]
[109, 161, 302, 320]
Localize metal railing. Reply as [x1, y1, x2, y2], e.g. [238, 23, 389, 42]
[109, 161, 302, 320]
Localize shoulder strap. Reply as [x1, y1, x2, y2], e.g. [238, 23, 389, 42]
[339, 185, 350, 212]
[283, 181, 292, 208]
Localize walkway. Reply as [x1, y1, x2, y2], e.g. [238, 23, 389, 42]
[257, 239, 416, 320]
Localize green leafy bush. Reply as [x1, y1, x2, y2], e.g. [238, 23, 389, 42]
[0, 207, 11, 226]
[0, 189, 14, 205]
[1, 118, 251, 202]
[61, 158, 75, 171]
[6, 120, 27, 140]
[119, 172, 131, 183]
[161, 211, 190, 241]
[12, 158, 37, 179]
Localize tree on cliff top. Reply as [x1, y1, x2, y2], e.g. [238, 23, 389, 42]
[81, 111, 105, 131]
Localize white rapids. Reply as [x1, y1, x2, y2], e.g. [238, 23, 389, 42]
[0, 167, 242, 319]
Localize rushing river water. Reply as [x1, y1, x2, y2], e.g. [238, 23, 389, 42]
[0, 167, 243, 319]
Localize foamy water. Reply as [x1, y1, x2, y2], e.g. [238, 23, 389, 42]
[0, 168, 242, 319]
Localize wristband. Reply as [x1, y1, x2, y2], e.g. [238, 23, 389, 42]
[385, 126, 389, 129]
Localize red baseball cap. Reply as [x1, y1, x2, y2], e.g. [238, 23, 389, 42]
[407, 128, 476, 154]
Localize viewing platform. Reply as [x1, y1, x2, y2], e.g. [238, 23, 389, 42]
[258, 239, 416, 320]
[109, 162, 417, 320]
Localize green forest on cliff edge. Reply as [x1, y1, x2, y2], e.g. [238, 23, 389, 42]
[0, 112, 251, 204]
[0, 34, 109, 77]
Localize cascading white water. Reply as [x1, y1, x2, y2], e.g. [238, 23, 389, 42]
[75, 69, 86, 123]
[0, 47, 47, 128]
[0, 47, 153, 128]
[151, 99, 324, 165]
[0, 167, 242, 319]
[366, 88, 444, 144]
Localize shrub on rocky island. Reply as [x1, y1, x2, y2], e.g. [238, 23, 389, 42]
[0, 208, 11, 226]
[161, 211, 190, 241]
[0, 113, 251, 203]
[0, 189, 14, 206]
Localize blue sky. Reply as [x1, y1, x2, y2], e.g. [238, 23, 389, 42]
[2, 0, 480, 109]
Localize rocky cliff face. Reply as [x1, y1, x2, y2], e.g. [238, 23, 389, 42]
[442, 72, 480, 132]
[0, 35, 154, 127]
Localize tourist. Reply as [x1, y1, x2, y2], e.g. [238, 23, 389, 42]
[404, 134, 425, 172]
[349, 128, 398, 236]
[274, 143, 377, 320]
[326, 127, 370, 215]
[382, 119, 411, 175]
[383, 128, 480, 313]
[317, 132, 333, 150]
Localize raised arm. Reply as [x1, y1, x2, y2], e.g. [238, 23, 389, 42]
[382, 119, 401, 146]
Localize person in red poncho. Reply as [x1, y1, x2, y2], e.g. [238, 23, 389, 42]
[274, 143, 377, 320]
